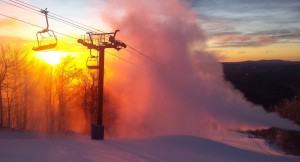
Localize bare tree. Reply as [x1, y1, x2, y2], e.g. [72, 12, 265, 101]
[0, 45, 28, 128]
[75, 69, 119, 135]
[0, 44, 120, 134]
[0, 46, 11, 127]
[8, 48, 28, 129]
[54, 56, 81, 132]
[75, 70, 98, 134]
[45, 65, 55, 133]
[0, 46, 17, 127]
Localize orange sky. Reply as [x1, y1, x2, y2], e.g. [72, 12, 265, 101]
[0, 0, 299, 62]
[209, 43, 300, 62]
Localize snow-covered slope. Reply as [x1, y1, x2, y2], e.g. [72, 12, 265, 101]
[0, 130, 299, 162]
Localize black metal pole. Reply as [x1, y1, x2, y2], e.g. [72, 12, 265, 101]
[91, 48, 105, 140]
[97, 48, 104, 126]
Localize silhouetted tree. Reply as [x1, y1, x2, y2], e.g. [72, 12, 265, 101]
[75, 70, 119, 135]
[55, 56, 81, 132]
[275, 91, 300, 125]
[42, 65, 55, 133]
[7, 48, 28, 129]
[0, 45, 25, 128]
[75, 70, 97, 134]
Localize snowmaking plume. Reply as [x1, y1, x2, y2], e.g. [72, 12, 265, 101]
[99, 0, 300, 138]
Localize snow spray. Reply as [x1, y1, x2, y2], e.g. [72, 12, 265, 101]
[99, 0, 300, 137]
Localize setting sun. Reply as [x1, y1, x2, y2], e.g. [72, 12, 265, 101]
[35, 51, 70, 66]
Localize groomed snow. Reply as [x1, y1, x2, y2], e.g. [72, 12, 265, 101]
[0, 130, 299, 162]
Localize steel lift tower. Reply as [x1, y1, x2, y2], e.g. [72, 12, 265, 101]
[78, 30, 126, 140]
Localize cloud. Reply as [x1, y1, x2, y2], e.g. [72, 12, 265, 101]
[192, 0, 300, 12]
[208, 29, 300, 48]
[209, 34, 276, 48]
[189, 0, 300, 48]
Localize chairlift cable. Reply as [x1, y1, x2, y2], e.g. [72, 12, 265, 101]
[47, 14, 94, 32]
[0, 13, 140, 66]
[48, 12, 106, 33]
[1, 0, 155, 65]
[12, 0, 40, 10]
[7, 0, 80, 41]
[0, 13, 77, 40]
[0, 13, 43, 29]
[8, 0, 40, 12]
[6, 0, 90, 32]
[106, 51, 137, 66]
[0, 0, 47, 21]
[125, 46, 156, 63]
[4, 0, 95, 33]
[10, 0, 106, 33]
[0, 0, 40, 13]
[14, 0, 104, 33]
[7, 0, 123, 42]
[6, 0, 149, 57]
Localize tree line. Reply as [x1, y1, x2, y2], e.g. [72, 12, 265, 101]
[0, 45, 118, 135]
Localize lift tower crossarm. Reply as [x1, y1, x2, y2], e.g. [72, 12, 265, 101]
[78, 30, 126, 50]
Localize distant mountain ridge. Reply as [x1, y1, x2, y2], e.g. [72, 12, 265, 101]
[222, 60, 300, 111]
[223, 60, 300, 64]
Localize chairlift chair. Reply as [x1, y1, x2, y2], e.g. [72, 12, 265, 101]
[32, 8, 58, 51]
[32, 29, 57, 51]
[86, 55, 99, 69]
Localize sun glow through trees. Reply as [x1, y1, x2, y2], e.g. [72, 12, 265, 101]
[35, 51, 70, 66]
